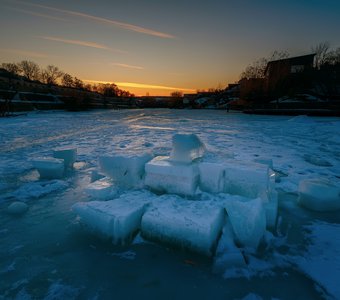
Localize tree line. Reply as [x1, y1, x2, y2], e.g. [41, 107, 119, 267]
[0, 60, 134, 97]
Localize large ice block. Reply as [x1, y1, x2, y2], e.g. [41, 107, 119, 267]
[298, 179, 340, 212]
[32, 157, 64, 179]
[72, 191, 152, 244]
[264, 190, 278, 229]
[170, 133, 206, 163]
[99, 153, 152, 188]
[84, 177, 116, 200]
[224, 162, 271, 199]
[141, 196, 225, 256]
[199, 162, 225, 193]
[144, 156, 199, 196]
[224, 198, 266, 249]
[53, 148, 77, 169]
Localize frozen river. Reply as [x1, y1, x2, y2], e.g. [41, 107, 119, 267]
[0, 109, 339, 299]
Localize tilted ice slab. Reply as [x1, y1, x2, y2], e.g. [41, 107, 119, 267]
[141, 195, 225, 256]
[144, 156, 199, 196]
[298, 179, 340, 212]
[84, 177, 116, 200]
[53, 148, 77, 169]
[99, 153, 153, 188]
[73, 191, 153, 244]
[170, 133, 206, 163]
[32, 157, 65, 179]
[224, 197, 266, 249]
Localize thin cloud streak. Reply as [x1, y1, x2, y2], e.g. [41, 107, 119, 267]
[112, 63, 144, 70]
[39, 36, 125, 53]
[0, 48, 51, 58]
[14, 1, 175, 39]
[85, 79, 196, 92]
[8, 7, 70, 22]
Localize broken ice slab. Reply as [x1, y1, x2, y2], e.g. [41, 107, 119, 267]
[224, 197, 266, 249]
[72, 191, 152, 244]
[141, 196, 225, 256]
[199, 162, 225, 193]
[144, 156, 199, 196]
[170, 133, 206, 163]
[32, 157, 64, 179]
[90, 170, 105, 183]
[264, 189, 278, 229]
[298, 179, 340, 212]
[84, 177, 116, 200]
[99, 153, 153, 188]
[213, 219, 246, 272]
[224, 161, 272, 199]
[53, 148, 77, 169]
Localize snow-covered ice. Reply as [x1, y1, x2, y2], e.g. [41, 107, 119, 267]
[53, 148, 77, 169]
[73, 191, 152, 243]
[99, 153, 152, 188]
[32, 157, 65, 179]
[144, 156, 199, 196]
[298, 178, 340, 212]
[141, 195, 225, 256]
[170, 133, 206, 163]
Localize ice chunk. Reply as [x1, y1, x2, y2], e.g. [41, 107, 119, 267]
[141, 196, 225, 256]
[90, 170, 105, 183]
[170, 133, 206, 163]
[298, 179, 340, 212]
[253, 158, 273, 169]
[73, 191, 152, 244]
[99, 153, 152, 188]
[214, 219, 246, 272]
[84, 177, 116, 200]
[53, 148, 77, 169]
[224, 198, 266, 249]
[224, 162, 270, 199]
[144, 156, 199, 196]
[32, 157, 64, 179]
[7, 202, 28, 215]
[264, 190, 278, 229]
[198, 162, 225, 193]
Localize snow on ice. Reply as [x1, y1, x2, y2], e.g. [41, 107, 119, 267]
[53, 148, 77, 169]
[84, 177, 117, 200]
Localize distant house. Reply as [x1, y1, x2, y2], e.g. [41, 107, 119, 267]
[265, 54, 316, 95]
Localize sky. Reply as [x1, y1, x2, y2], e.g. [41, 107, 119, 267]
[0, 0, 340, 96]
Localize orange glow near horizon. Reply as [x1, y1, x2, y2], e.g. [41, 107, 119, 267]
[84, 79, 197, 96]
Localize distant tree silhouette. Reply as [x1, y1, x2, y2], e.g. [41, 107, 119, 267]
[61, 73, 74, 87]
[171, 91, 183, 98]
[73, 77, 84, 89]
[1, 63, 20, 75]
[312, 42, 330, 69]
[18, 60, 40, 81]
[41, 65, 64, 85]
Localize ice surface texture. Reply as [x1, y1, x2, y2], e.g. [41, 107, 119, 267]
[141, 196, 225, 256]
[144, 156, 199, 196]
[32, 157, 65, 179]
[84, 177, 116, 200]
[170, 133, 206, 163]
[298, 179, 340, 212]
[99, 153, 152, 188]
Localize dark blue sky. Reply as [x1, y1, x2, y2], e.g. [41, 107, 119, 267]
[1, 0, 339, 95]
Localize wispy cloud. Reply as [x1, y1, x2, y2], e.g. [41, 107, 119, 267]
[84, 79, 195, 92]
[112, 63, 144, 70]
[7, 7, 69, 22]
[13, 1, 175, 39]
[0, 48, 51, 58]
[38, 36, 125, 53]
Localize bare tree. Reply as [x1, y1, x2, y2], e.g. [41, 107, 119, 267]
[171, 91, 183, 98]
[240, 51, 289, 79]
[41, 65, 64, 85]
[18, 60, 40, 81]
[312, 42, 330, 69]
[1, 62, 20, 75]
[61, 73, 74, 87]
[325, 47, 340, 65]
[73, 77, 84, 89]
